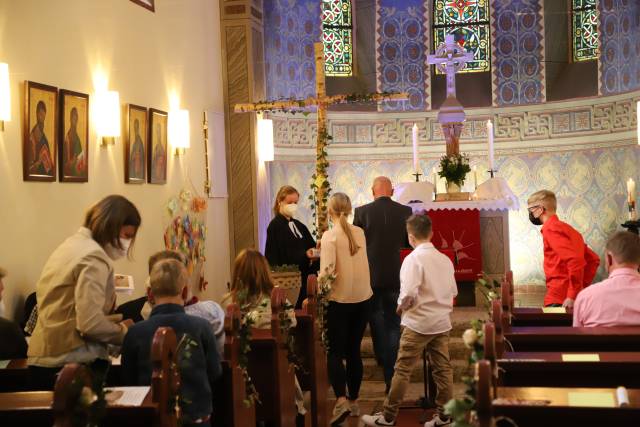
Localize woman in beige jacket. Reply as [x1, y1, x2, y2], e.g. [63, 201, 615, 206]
[319, 192, 372, 426]
[27, 195, 141, 389]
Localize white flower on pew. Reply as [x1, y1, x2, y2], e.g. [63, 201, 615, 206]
[80, 386, 98, 406]
[462, 328, 478, 349]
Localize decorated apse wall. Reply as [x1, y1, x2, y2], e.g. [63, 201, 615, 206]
[263, 0, 640, 106]
[264, 0, 321, 100]
[267, 92, 639, 286]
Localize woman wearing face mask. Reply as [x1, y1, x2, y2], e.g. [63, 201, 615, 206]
[319, 192, 372, 425]
[27, 195, 141, 389]
[265, 185, 319, 308]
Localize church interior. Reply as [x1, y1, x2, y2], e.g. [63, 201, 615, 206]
[0, 0, 639, 426]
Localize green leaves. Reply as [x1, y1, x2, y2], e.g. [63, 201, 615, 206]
[438, 153, 472, 186]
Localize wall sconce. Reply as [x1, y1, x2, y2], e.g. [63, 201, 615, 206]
[95, 90, 120, 146]
[0, 63, 10, 131]
[257, 116, 274, 162]
[169, 109, 190, 156]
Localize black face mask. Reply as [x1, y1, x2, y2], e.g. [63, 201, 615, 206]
[529, 211, 543, 226]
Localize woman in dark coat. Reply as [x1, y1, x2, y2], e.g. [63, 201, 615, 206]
[265, 185, 319, 308]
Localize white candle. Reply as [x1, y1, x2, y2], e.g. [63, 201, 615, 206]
[487, 120, 495, 171]
[412, 123, 419, 172]
[627, 178, 636, 203]
[637, 101, 639, 145]
[473, 165, 478, 189]
[432, 167, 438, 191]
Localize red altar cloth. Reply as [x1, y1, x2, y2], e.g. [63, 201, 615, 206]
[400, 209, 482, 282]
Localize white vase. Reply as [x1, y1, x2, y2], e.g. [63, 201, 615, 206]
[446, 181, 461, 193]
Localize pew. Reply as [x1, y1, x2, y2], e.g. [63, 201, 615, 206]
[295, 274, 329, 427]
[476, 359, 640, 427]
[502, 271, 573, 327]
[483, 322, 640, 388]
[248, 287, 298, 427]
[212, 303, 256, 427]
[0, 327, 179, 426]
[492, 301, 640, 352]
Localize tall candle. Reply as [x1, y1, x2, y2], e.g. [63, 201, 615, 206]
[627, 178, 636, 203]
[473, 165, 478, 189]
[487, 120, 495, 171]
[637, 101, 639, 145]
[412, 123, 419, 172]
[432, 167, 438, 191]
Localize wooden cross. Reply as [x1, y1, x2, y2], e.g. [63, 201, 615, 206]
[235, 42, 406, 236]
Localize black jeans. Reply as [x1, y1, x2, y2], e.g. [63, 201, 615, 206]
[326, 298, 371, 400]
[369, 288, 401, 386]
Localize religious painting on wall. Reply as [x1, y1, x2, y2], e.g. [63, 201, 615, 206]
[23, 81, 57, 182]
[148, 108, 167, 184]
[130, 0, 154, 12]
[125, 104, 147, 184]
[58, 89, 89, 182]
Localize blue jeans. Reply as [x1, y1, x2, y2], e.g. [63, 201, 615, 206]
[369, 289, 401, 386]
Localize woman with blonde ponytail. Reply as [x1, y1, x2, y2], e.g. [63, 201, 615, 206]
[320, 192, 372, 425]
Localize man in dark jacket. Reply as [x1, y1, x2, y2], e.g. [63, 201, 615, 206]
[353, 176, 412, 391]
[121, 259, 221, 427]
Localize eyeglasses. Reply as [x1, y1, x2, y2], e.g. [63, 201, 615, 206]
[527, 205, 543, 212]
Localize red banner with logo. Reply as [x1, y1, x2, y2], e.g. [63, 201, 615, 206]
[401, 209, 482, 282]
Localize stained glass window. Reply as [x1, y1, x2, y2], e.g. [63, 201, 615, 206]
[433, 0, 490, 73]
[572, 0, 598, 62]
[322, 0, 353, 77]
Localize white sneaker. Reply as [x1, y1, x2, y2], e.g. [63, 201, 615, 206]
[424, 413, 452, 427]
[330, 400, 351, 426]
[349, 401, 360, 417]
[361, 412, 395, 426]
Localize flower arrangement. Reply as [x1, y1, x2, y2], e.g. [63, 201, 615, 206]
[316, 265, 336, 350]
[438, 154, 471, 188]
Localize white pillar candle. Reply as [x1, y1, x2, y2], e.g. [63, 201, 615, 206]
[487, 120, 495, 171]
[412, 123, 419, 172]
[627, 178, 636, 203]
[473, 165, 478, 189]
[432, 167, 438, 190]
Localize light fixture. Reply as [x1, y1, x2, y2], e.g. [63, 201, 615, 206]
[0, 63, 10, 131]
[257, 116, 274, 162]
[95, 90, 120, 146]
[169, 109, 190, 155]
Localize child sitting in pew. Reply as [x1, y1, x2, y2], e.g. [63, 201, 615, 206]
[573, 231, 640, 327]
[362, 215, 457, 427]
[220, 248, 306, 423]
[121, 258, 221, 427]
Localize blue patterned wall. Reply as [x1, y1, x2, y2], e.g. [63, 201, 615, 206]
[264, 0, 321, 100]
[599, 0, 640, 95]
[492, 0, 545, 105]
[269, 144, 640, 285]
[376, 0, 429, 111]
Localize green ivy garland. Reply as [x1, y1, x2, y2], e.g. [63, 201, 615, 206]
[235, 288, 262, 407]
[309, 128, 333, 238]
[316, 265, 336, 351]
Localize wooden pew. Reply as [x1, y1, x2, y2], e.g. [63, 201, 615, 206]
[248, 287, 298, 427]
[295, 274, 329, 427]
[0, 327, 179, 426]
[501, 271, 573, 327]
[212, 303, 256, 427]
[492, 301, 640, 352]
[476, 359, 640, 427]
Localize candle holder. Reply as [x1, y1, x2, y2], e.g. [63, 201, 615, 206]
[413, 171, 422, 182]
[488, 169, 496, 178]
[629, 200, 637, 221]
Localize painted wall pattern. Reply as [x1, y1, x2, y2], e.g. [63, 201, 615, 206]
[376, 0, 430, 111]
[264, 0, 321, 100]
[599, 0, 640, 95]
[491, 0, 545, 106]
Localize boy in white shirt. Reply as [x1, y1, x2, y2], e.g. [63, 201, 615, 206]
[362, 214, 457, 427]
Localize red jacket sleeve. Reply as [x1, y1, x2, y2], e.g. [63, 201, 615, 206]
[545, 228, 587, 300]
[582, 245, 600, 287]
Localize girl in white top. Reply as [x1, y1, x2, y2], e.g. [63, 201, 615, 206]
[319, 192, 372, 425]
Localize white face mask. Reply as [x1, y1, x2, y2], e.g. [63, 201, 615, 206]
[281, 203, 298, 218]
[105, 238, 132, 261]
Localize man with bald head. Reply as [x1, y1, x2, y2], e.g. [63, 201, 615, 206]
[354, 176, 413, 392]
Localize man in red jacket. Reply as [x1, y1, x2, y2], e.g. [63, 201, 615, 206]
[527, 190, 600, 307]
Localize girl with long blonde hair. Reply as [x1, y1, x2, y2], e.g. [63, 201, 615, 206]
[319, 192, 373, 424]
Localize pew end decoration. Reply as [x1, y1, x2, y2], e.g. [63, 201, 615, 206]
[475, 273, 501, 317]
[150, 326, 181, 426]
[232, 289, 261, 407]
[316, 265, 336, 351]
[53, 363, 106, 427]
[272, 286, 305, 372]
[271, 264, 302, 310]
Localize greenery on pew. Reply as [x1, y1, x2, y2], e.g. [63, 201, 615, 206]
[236, 287, 261, 407]
[475, 273, 501, 316]
[317, 265, 336, 351]
[280, 299, 307, 374]
[176, 335, 200, 423]
[67, 366, 108, 427]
